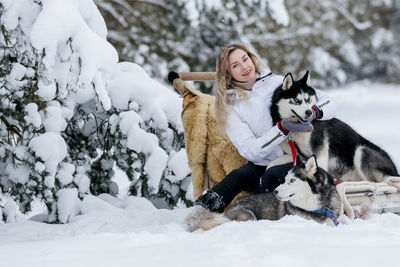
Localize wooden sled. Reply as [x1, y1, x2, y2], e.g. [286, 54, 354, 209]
[170, 71, 400, 219]
[337, 181, 400, 219]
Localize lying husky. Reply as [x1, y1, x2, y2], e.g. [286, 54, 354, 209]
[187, 156, 341, 231]
[268, 71, 399, 186]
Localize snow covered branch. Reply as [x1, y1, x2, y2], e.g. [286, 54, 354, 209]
[0, 0, 189, 223]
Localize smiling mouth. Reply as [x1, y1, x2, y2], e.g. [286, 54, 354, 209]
[291, 109, 309, 123]
[242, 70, 251, 76]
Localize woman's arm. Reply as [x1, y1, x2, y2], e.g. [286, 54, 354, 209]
[225, 111, 285, 164]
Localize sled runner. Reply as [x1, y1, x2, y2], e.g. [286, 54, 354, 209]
[169, 71, 400, 219]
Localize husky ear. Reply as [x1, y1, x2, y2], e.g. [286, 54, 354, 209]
[305, 155, 318, 178]
[282, 73, 294, 91]
[301, 70, 311, 87]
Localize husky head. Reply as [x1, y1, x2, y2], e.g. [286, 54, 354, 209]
[274, 156, 335, 211]
[271, 71, 318, 124]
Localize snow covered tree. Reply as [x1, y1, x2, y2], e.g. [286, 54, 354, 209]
[0, 0, 51, 214]
[0, 0, 190, 223]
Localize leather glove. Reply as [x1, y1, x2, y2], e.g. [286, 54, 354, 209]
[277, 118, 314, 135]
[308, 105, 323, 121]
[168, 71, 180, 84]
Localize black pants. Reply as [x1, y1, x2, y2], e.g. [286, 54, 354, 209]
[211, 162, 293, 208]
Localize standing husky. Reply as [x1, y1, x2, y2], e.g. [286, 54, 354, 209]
[186, 156, 341, 231]
[268, 71, 399, 185]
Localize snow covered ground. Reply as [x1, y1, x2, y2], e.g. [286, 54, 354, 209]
[1, 83, 400, 267]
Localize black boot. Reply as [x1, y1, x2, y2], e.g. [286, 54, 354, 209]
[185, 190, 227, 232]
[194, 190, 225, 213]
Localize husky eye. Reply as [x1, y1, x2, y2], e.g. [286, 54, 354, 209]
[290, 178, 296, 183]
[293, 98, 302, 105]
[305, 98, 311, 103]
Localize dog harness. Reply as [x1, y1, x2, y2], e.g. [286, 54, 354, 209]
[313, 208, 339, 226]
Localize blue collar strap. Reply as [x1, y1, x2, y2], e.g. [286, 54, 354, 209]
[313, 208, 339, 226]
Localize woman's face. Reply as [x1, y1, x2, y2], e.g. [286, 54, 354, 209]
[228, 49, 256, 82]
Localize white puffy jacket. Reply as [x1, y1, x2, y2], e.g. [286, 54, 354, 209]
[225, 69, 337, 166]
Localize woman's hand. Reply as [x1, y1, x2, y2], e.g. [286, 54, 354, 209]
[277, 118, 313, 134]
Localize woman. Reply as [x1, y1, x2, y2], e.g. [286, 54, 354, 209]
[182, 43, 337, 229]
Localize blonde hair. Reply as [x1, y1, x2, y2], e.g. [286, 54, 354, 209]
[214, 43, 263, 130]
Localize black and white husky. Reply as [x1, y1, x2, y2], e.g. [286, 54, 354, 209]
[269, 71, 399, 186]
[187, 156, 341, 231]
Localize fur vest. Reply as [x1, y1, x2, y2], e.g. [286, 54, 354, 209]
[181, 86, 246, 199]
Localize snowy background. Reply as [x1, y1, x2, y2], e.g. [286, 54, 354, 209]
[1, 0, 400, 266]
[1, 84, 400, 267]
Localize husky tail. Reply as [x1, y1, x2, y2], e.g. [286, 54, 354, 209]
[185, 206, 231, 232]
